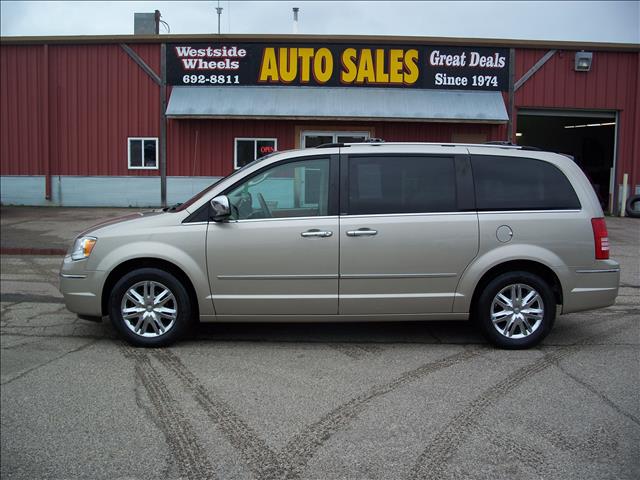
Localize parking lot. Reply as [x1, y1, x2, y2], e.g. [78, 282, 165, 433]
[1, 207, 638, 480]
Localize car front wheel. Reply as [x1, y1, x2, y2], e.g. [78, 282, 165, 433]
[476, 271, 556, 349]
[109, 268, 192, 347]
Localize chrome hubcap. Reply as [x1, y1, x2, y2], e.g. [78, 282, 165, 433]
[120, 281, 177, 338]
[491, 283, 544, 339]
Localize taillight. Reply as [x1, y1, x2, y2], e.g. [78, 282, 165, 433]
[591, 218, 610, 260]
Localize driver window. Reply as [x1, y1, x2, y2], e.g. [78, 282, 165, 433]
[227, 157, 330, 220]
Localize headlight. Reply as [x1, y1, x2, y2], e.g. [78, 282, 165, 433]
[70, 236, 97, 261]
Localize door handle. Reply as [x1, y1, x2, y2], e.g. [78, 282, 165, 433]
[346, 228, 378, 237]
[301, 229, 333, 238]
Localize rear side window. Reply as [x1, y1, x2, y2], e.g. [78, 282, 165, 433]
[471, 155, 581, 211]
[348, 155, 457, 215]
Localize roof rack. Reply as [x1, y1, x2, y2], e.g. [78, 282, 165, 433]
[315, 141, 543, 151]
[519, 145, 542, 151]
[483, 141, 518, 147]
[483, 140, 517, 147]
[482, 141, 541, 151]
[315, 142, 345, 148]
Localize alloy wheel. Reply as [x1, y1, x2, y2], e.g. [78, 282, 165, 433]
[120, 280, 178, 338]
[490, 283, 544, 339]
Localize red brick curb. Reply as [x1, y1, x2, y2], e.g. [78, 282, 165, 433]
[1, 247, 66, 256]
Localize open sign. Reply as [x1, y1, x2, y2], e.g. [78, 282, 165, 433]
[260, 145, 276, 154]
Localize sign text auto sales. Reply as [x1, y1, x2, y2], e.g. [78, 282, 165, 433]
[166, 43, 509, 91]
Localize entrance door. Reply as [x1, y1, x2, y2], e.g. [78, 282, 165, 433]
[339, 153, 479, 315]
[207, 155, 339, 316]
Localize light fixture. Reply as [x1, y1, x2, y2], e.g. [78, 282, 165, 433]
[515, 132, 523, 137]
[564, 121, 615, 129]
[575, 51, 593, 72]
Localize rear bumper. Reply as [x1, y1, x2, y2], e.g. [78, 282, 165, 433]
[562, 262, 620, 314]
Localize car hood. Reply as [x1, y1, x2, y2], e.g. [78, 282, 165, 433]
[78, 210, 165, 237]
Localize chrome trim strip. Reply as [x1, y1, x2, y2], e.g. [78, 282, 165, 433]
[217, 273, 456, 280]
[340, 273, 457, 279]
[478, 209, 581, 214]
[217, 274, 338, 280]
[209, 292, 460, 300]
[342, 211, 475, 219]
[60, 273, 88, 279]
[340, 293, 462, 299]
[575, 269, 620, 274]
[571, 287, 618, 293]
[226, 215, 339, 224]
[218, 210, 581, 221]
[208, 294, 337, 300]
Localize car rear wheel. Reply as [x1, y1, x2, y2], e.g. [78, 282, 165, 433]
[476, 271, 555, 349]
[109, 268, 192, 347]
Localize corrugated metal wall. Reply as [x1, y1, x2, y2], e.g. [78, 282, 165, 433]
[1, 41, 637, 195]
[1, 43, 160, 176]
[49, 44, 160, 176]
[166, 119, 502, 177]
[167, 119, 294, 177]
[0, 45, 47, 175]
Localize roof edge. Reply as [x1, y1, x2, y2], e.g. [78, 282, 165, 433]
[165, 115, 508, 124]
[1, 33, 638, 51]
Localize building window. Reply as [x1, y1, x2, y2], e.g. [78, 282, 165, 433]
[301, 130, 370, 148]
[128, 137, 158, 169]
[234, 138, 278, 169]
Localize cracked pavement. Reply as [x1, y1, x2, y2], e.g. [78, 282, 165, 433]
[1, 211, 638, 480]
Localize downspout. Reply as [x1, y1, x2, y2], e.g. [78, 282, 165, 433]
[632, 53, 640, 199]
[160, 43, 167, 208]
[507, 48, 515, 142]
[43, 44, 52, 200]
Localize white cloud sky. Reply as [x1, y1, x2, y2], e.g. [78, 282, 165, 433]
[1, 1, 638, 44]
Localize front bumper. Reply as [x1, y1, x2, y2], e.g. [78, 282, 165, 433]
[59, 256, 104, 317]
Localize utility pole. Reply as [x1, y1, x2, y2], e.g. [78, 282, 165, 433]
[216, 1, 223, 34]
[292, 7, 299, 34]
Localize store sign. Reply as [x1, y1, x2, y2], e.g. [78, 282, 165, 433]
[166, 43, 510, 91]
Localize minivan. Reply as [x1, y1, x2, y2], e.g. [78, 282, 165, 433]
[59, 143, 620, 348]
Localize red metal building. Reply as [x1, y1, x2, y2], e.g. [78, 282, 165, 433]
[0, 34, 638, 211]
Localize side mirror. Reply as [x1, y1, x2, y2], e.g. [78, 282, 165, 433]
[210, 195, 231, 222]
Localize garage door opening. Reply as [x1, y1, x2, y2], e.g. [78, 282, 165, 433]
[516, 111, 616, 212]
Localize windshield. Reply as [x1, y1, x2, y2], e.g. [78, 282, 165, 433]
[173, 153, 279, 212]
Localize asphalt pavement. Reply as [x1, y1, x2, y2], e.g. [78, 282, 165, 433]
[1, 207, 638, 480]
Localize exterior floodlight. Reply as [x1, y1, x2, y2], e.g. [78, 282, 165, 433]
[575, 51, 593, 72]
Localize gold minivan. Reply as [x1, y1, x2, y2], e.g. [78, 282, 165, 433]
[60, 143, 619, 348]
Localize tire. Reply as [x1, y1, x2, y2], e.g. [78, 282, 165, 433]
[109, 267, 192, 347]
[626, 194, 640, 218]
[475, 271, 556, 349]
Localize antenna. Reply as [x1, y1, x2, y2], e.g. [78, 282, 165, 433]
[155, 10, 170, 34]
[292, 7, 299, 34]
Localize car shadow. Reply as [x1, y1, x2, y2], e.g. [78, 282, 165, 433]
[188, 320, 487, 346]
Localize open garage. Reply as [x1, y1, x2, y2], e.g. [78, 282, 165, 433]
[517, 110, 617, 211]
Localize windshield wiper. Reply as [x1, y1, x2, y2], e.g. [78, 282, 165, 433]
[163, 202, 182, 212]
